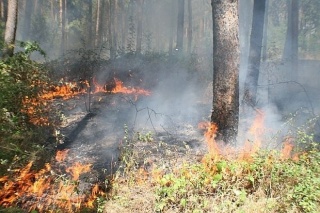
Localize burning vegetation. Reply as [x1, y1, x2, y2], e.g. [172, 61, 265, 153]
[0, 150, 105, 212]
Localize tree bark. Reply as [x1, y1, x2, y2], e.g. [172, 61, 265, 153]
[211, 0, 240, 144]
[176, 0, 185, 53]
[187, 0, 193, 54]
[242, 0, 267, 108]
[3, 0, 18, 58]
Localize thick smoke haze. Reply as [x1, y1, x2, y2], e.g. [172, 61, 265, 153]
[11, 0, 320, 145]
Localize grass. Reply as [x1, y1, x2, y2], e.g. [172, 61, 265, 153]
[104, 130, 320, 213]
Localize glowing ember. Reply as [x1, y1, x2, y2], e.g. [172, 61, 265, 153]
[55, 149, 69, 162]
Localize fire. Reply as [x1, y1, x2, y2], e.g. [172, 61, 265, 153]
[0, 150, 106, 212]
[198, 122, 220, 156]
[66, 162, 92, 180]
[55, 149, 69, 162]
[199, 110, 299, 161]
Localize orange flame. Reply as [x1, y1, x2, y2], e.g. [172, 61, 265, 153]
[56, 149, 69, 162]
[66, 162, 92, 181]
[0, 151, 105, 212]
[198, 122, 219, 156]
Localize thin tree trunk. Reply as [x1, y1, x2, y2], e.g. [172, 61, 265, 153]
[87, 0, 93, 49]
[242, 0, 267, 108]
[211, 0, 240, 144]
[187, 0, 193, 54]
[3, 0, 18, 58]
[283, 0, 299, 78]
[59, 0, 66, 56]
[262, 0, 269, 62]
[111, 0, 117, 59]
[136, 0, 144, 55]
[168, 0, 176, 55]
[1, 0, 7, 22]
[176, 0, 185, 52]
[95, 0, 101, 47]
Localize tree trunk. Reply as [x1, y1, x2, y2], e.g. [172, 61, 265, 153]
[2, 0, 18, 58]
[176, 0, 185, 53]
[59, 0, 66, 56]
[187, 0, 193, 54]
[211, 0, 240, 144]
[283, 0, 299, 77]
[242, 0, 267, 108]
[136, 0, 144, 55]
[95, 0, 101, 47]
[110, 0, 117, 59]
[87, 0, 93, 49]
[261, 0, 269, 62]
[168, 0, 176, 55]
[0, 0, 7, 22]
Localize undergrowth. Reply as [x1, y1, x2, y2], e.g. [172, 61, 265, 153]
[109, 127, 320, 213]
[0, 42, 57, 175]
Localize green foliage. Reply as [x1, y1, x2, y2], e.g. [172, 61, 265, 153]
[0, 43, 52, 174]
[154, 147, 320, 212]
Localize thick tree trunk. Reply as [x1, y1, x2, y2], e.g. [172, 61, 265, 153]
[3, 0, 18, 58]
[243, 0, 267, 108]
[136, 0, 144, 55]
[211, 0, 240, 144]
[176, 0, 185, 52]
[187, 0, 193, 54]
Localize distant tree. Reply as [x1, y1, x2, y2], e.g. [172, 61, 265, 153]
[211, 0, 240, 144]
[283, 0, 299, 68]
[59, 0, 66, 56]
[176, 0, 185, 52]
[2, 0, 18, 58]
[0, 0, 7, 22]
[136, 0, 144, 55]
[243, 0, 267, 108]
[187, 0, 193, 54]
[22, 0, 33, 41]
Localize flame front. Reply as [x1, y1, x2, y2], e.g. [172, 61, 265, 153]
[0, 150, 105, 212]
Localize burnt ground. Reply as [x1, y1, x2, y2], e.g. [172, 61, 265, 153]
[51, 90, 211, 184]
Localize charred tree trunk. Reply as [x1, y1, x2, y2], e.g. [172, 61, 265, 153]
[176, 0, 185, 53]
[187, 0, 193, 54]
[136, 0, 144, 55]
[283, 0, 299, 76]
[211, 0, 240, 144]
[2, 0, 18, 58]
[242, 0, 267, 108]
